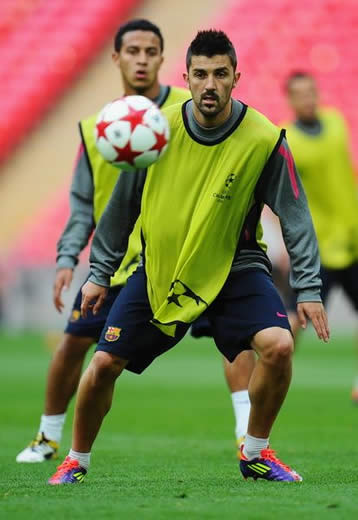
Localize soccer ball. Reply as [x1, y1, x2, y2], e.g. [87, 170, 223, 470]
[94, 95, 170, 170]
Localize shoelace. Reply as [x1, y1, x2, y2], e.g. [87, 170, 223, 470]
[53, 458, 79, 478]
[30, 434, 45, 448]
[261, 449, 293, 473]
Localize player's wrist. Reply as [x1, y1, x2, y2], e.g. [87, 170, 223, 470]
[88, 272, 110, 288]
[296, 288, 322, 304]
[56, 256, 77, 270]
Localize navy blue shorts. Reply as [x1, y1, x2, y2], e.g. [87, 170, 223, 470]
[65, 283, 122, 342]
[190, 266, 297, 340]
[190, 313, 213, 338]
[320, 261, 358, 310]
[271, 266, 297, 313]
[96, 267, 291, 374]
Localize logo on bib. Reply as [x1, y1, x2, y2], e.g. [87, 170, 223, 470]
[167, 280, 208, 308]
[225, 173, 236, 188]
[213, 173, 237, 202]
[105, 326, 122, 342]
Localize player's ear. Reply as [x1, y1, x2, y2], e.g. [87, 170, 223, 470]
[233, 71, 241, 88]
[183, 72, 189, 86]
[112, 52, 120, 66]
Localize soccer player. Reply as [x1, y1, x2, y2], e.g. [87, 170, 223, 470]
[16, 19, 190, 463]
[16, 19, 253, 464]
[48, 30, 329, 485]
[284, 72, 358, 400]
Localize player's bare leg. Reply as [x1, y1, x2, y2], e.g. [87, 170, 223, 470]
[239, 327, 302, 481]
[45, 334, 94, 414]
[72, 351, 127, 453]
[224, 350, 256, 393]
[47, 352, 126, 483]
[48, 351, 128, 484]
[16, 334, 94, 463]
[247, 327, 293, 438]
[223, 350, 255, 445]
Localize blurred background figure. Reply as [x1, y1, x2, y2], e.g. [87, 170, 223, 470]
[284, 71, 358, 402]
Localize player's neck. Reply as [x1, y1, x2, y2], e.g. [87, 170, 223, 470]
[124, 82, 161, 101]
[296, 113, 319, 126]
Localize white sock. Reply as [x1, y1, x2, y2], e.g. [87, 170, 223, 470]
[39, 413, 66, 443]
[231, 390, 251, 441]
[243, 433, 269, 460]
[68, 449, 91, 470]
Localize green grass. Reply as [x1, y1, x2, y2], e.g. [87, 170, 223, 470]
[0, 329, 357, 519]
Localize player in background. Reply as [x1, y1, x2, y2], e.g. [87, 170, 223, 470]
[16, 20, 253, 463]
[284, 72, 358, 401]
[48, 30, 329, 485]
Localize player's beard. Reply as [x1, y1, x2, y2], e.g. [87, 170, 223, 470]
[198, 91, 231, 119]
[198, 104, 221, 119]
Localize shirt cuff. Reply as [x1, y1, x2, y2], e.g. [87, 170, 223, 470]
[56, 256, 77, 270]
[88, 272, 111, 288]
[296, 288, 322, 304]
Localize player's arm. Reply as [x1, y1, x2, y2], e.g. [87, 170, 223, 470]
[257, 137, 329, 342]
[81, 169, 146, 318]
[54, 143, 95, 312]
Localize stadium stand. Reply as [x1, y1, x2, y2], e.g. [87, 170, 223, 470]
[0, 0, 142, 165]
[9, 186, 75, 267]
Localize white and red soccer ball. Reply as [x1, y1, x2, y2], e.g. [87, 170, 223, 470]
[94, 95, 170, 170]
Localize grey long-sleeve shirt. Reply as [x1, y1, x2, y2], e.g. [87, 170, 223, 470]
[56, 144, 95, 269]
[88, 100, 322, 303]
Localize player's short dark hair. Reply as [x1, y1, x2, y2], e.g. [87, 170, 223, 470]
[114, 19, 164, 52]
[186, 30, 237, 71]
[285, 71, 315, 93]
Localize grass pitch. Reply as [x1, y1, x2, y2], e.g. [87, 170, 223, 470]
[0, 329, 357, 519]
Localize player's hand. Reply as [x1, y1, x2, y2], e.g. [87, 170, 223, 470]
[297, 301, 330, 342]
[81, 281, 108, 318]
[53, 268, 73, 313]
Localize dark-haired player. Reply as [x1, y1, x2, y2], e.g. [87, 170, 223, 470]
[17, 19, 254, 465]
[284, 72, 358, 401]
[49, 30, 329, 484]
[16, 19, 189, 463]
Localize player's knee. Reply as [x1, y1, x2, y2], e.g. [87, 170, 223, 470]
[269, 337, 293, 366]
[90, 351, 126, 386]
[275, 337, 293, 360]
[259, 331, 293, 367]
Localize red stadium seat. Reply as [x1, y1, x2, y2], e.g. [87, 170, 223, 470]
[0, 0, 142, 164]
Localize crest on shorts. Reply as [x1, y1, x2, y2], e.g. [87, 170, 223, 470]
[105, 326, 122, 342]
[70, 310, 81, 322]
